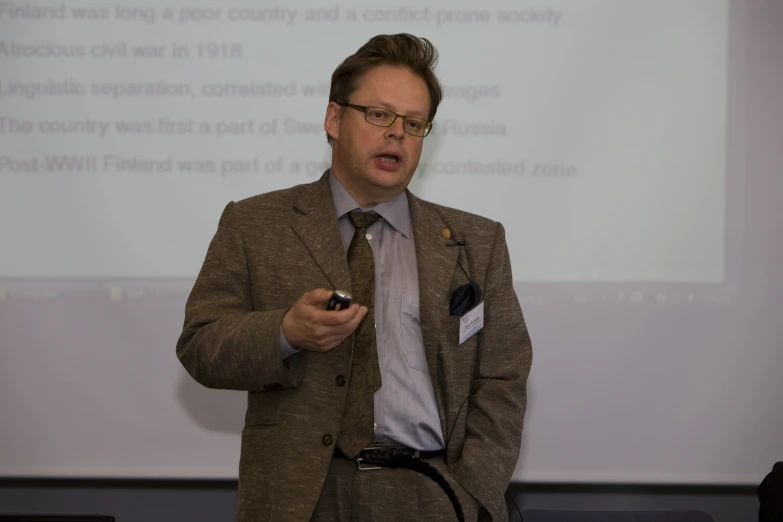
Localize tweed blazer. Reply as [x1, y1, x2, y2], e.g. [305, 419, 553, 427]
[176, 171, 533, 521]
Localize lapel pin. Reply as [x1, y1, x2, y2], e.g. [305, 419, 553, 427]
[441, 228, 451, 240]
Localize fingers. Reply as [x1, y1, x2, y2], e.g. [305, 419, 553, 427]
[308, 305, 369, 352]
[318, 303, 367, 326]
[285, 289, 371, 353]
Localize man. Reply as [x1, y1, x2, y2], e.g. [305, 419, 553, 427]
[176, 33, 532, 522]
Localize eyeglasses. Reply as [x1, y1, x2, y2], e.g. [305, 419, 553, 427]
[339, 103, 432, 137]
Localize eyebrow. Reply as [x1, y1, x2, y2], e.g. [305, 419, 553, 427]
[375, 101, 428, 119]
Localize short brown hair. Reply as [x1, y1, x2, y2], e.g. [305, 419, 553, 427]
[327, 33, 443, 145]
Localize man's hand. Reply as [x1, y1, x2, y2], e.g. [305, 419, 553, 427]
[281, 288, 368, 353]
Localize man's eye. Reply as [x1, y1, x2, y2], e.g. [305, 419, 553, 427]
[408, 120, 422, 129]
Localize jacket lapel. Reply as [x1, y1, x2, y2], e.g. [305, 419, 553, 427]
[408, 192, 460, 396]
[291, 172, 352, 294]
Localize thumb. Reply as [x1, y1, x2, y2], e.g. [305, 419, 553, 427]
[304, 288, 336, 306]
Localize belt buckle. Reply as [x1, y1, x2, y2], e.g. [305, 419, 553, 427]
[356, 457, 383, 471]
[356, 445, 383, 471]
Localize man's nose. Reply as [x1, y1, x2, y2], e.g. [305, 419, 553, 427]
[385, 116, 405, 139]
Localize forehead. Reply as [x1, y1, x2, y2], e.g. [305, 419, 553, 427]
[352, 65, 430, 117]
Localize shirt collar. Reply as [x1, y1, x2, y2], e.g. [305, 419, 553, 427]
[329, 170, 411, 238]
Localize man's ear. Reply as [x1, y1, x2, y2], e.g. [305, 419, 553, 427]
[324, 101, 343, 142]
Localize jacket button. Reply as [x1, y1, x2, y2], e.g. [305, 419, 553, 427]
[272, 383, 283, 391]
[336, 375, 345, 387]
[322, 434, 333, 446]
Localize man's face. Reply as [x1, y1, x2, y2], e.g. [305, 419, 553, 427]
[325, 64, 430, 206]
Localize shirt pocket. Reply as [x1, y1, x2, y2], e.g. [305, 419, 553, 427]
[401, 292, 430, 373]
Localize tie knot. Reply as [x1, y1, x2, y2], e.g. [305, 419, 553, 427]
[349, 210, 381, 230]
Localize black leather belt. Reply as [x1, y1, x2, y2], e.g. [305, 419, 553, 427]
[333, 444, 444, 465]
[333, 443, 464, 522]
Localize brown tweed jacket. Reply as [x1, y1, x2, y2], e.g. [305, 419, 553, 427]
[176, 171, 532, 521]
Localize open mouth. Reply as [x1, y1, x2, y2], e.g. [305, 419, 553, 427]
[376, 154, 400, 164]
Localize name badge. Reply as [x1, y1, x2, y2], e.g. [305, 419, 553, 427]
[459, 301, 484, 345]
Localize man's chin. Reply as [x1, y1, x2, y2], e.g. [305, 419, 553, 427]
[369, 170, 408, 187]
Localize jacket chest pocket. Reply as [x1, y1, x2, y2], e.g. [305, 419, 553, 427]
[401, 292, 429, 373]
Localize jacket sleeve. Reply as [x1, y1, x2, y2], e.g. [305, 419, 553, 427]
[450, 222, 533, 521]
[176, 201, 304, 391]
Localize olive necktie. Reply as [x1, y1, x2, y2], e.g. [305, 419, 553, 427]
[337, 210, 383, 458]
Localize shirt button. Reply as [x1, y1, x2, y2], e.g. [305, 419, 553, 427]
[373, 422, 377, 431]
[336, 375, 345, 387]
[366, 233, 372, 240]
[322, 434, 333, 446]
